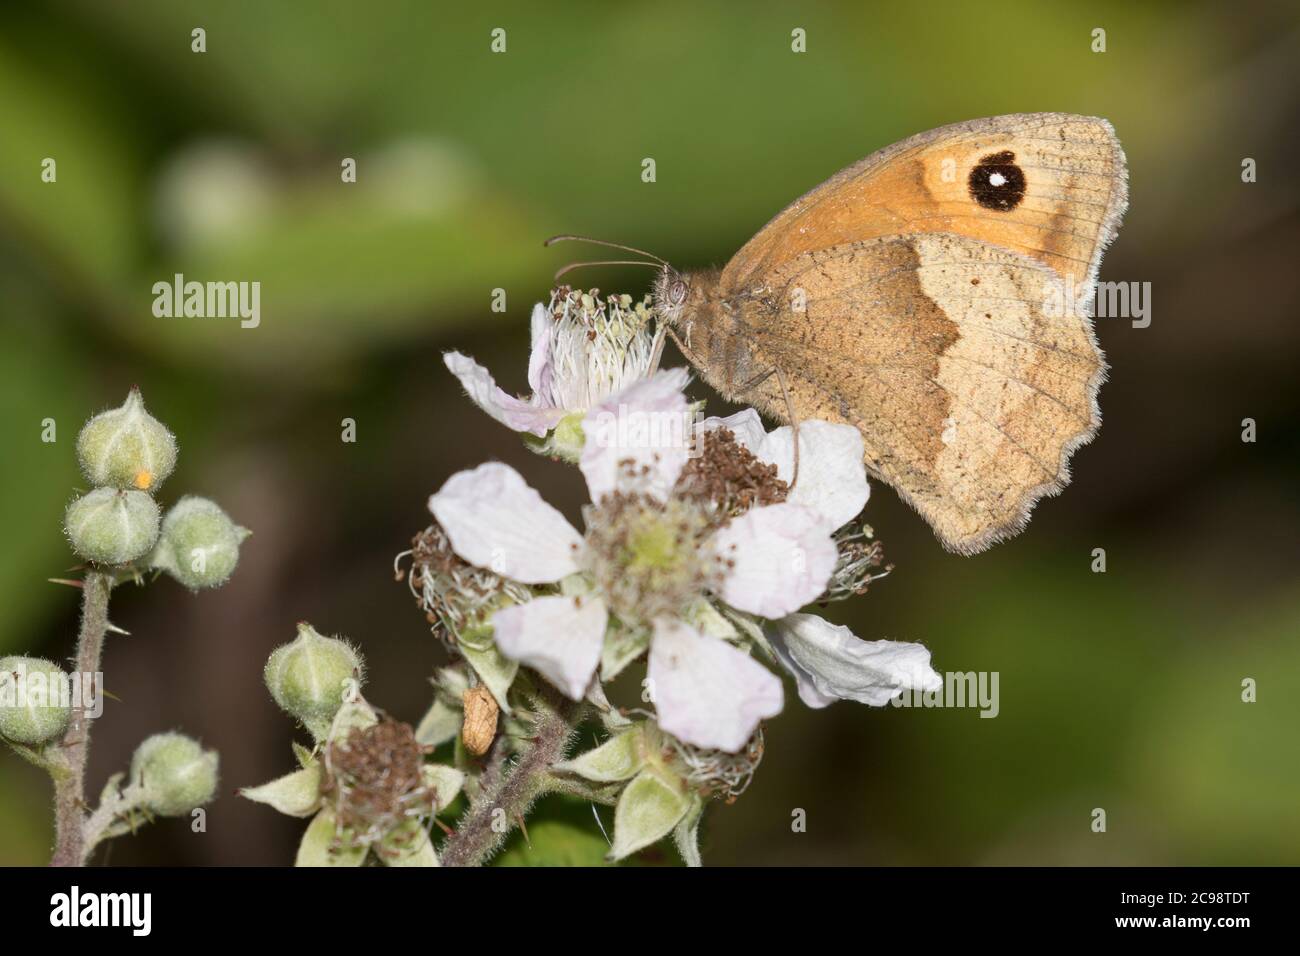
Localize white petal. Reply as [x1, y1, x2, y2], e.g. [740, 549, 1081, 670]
[699, 408, 768, 451]
[492, 595, 608, 700]
[580, 368, 693, 502]
[767, 613, 943, 708]
[648, 618, 782, 753]
[526, 303, 554, 399]
[428, 462, 582, 583]
[443, 351, 567, 437]
[757, 422, 870, 529]
[710, 503, 837, 618]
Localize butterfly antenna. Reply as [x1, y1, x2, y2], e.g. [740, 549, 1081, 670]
[553, 260, 663, 282]
[545, 234, 667, 266]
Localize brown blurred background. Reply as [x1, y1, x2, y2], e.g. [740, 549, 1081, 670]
[1, 0, 1297, 865]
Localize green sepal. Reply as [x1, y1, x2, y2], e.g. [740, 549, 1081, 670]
[240, 765, 323, 818]
[458, 628, 518, 713]
[553, 728, 645, 783]
[415, 696, 463, 748]
[609, 767, 692, 862]
[379, 819, 439, 867]
[295, 809, 367, 867]
[672, 794, 705, 867]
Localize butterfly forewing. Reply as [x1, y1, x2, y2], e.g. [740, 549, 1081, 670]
[720, 113, 1127, 297]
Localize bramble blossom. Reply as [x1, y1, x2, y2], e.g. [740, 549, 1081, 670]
[443, 289, 658, 459]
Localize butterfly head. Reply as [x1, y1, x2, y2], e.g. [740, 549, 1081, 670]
[651, 265, 691, 326]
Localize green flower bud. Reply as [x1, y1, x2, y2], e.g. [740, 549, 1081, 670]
[264, 623, 364, 739]
[0, 656, 72, 746]
[129, 732, 219, 817]
[76, 387, 178, 492]
[151, 496, 250, 591]
[64, 488, 161, 565]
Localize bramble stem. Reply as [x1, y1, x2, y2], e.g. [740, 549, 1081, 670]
[50, 570, 112, 867]
[440, 684, 581, 867]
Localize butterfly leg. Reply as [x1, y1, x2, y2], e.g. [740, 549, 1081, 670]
[731, 366, 802, 490]
[662, 324, 802, 487]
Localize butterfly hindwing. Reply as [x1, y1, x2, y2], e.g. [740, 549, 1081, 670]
[727, 232, 1105, 554]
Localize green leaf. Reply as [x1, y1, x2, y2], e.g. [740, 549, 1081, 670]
[610, 769, 692, 861]
[496, 818, 612, 867]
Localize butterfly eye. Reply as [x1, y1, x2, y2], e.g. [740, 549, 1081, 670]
[671, 280, 688, 304]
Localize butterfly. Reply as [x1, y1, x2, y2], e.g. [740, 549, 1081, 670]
[552, 113, 1128, 554]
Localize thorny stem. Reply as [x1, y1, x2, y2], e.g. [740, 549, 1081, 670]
[50, 570, 112, 867]
[440, 684, 582, 867]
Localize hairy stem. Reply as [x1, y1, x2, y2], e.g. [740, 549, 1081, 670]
[440, 685, 581, 867]
[50, 570, 112, 867]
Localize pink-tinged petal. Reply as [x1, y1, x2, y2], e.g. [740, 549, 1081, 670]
[648, 618, 782, 753]
[493, 595, 607, 700]
[527, 303, 554, 400]
[699, 408, 768, 451]
[443, 351, 567, 437]
[767, 613, 942, 707]
[757, 422, 870, 530]
[580, 368, 693, 502]
[710, 503, 837, 618]
[428, 463, 583, 583]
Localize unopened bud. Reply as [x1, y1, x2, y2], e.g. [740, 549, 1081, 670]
[264, 623, 364, 739]
[76, 387, 178, 492]
[151, 496, 250, 591]
[129, 732, 219, 816]
[64, 488, 160, 565]
[0, 656, 72, 746]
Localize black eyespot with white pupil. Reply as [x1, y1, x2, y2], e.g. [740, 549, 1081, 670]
[967, 150, 1026, 211]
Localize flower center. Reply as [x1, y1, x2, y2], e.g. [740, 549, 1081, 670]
[543, 287, 656, 410]
[584, 492, 712, 624]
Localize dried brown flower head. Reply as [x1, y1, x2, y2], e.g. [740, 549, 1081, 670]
[676, 428, 788, 520]
[320, 717, 437, 847]
[396, 521, 530, 646]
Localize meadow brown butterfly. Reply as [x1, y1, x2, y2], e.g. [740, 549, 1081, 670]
[554, 113, 1128, 554]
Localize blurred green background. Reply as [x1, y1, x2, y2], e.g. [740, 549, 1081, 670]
[1, 0, 1297, 866]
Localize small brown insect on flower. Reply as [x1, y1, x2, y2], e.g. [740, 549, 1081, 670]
[461, 685, 499, 757]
